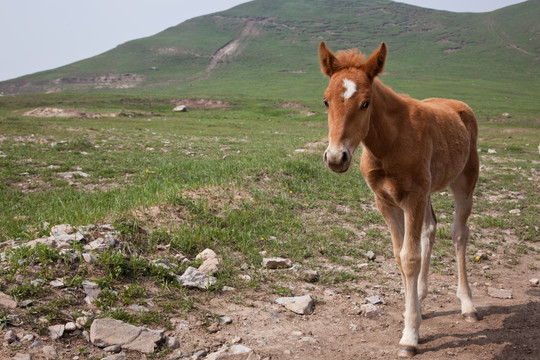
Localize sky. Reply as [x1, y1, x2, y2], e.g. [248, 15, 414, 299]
[0, 0, 527, 82]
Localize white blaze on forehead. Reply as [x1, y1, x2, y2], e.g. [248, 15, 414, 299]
[342, 78, 356, 100]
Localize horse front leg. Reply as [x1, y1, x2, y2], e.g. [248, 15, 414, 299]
[398, 198, 426, 358]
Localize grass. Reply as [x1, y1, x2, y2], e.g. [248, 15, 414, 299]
[0, 93, 538, 338]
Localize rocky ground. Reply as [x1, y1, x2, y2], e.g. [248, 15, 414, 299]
[0, 223, 538, 360]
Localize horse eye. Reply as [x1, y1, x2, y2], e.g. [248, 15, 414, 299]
[361, 100, 370, 110]
[323, 99, 329, 108]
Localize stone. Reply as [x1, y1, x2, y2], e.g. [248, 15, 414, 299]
[84, 235, 115, 252]
[42, 345, 57, 357]
[262, 257, 293, 269]
[50, 224, 74, 235]
[29, 341, 43, 350]
[20, 300, 33, 308]
[65, 322, 77, 331]
[12, 354, 31, 360]
[300, 269, 319, 282]
[488, 287, 513, 299]
[82, 280, 101, 304]
[82, 253, 97, 264]
[196, 249, 221, 274]
[90, 318, 164, 353]
[50, 279, 64, 288]
[21, 334, 34, 342]
[48, 324, 65, 339]
[173, 105, 187, 112]
[104, 345, 122, 353]
[366, 295, 385, 305]
[5, 330, 18, 343]
[509, 209, 521, 216]
[129, 304, 149, 313]
[217, 316, 232, 324]
[192, 350, 208, 360]
[165, 336, 180, 350]
[360, 303, 381, 318]
[530, 278, 539, 287]
[205, 344, 259, 360]
[76, 316, 91, 329]
[0, 291, 17, 309]
[365, 251, 376, 261]
[58, 171, 90, 179]
[177, 266, 217, 289]
[275, 295, 314, 315]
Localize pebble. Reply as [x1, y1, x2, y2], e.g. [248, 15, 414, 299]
[48, 324, 65, 339]
[360, 303, 381, 318]
[12, 354, 31, 360]
[104, 345, 122, 353]
[5, 330, 18, 343]
[529, 278, 539, 287]
[42, 346, 57, 357]
[192, 350, 208, 360]
[366, 295, 385, 305]
[365, 251, 376, 261]
[217, 316, 232, 324]
[262, 257, 293, 269]
[276, 295, 314, 315]
[165, 336, 180, 350]
[65, 322, 77, 331]
[29, 341, 43, 349]
[301, 269, 320, 282]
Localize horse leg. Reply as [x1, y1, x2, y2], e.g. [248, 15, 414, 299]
[450, 172, 479, 322]
[418, 198, 436, 303]
[397, 197, 426, 358]
[375, 196, 405, 287]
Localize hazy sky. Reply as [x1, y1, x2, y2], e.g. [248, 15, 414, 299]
[0, 0, 526, 81]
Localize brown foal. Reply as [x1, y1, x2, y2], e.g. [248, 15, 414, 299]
[319, 42, 479, 357]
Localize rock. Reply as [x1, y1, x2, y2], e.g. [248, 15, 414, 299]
[300, 269, 320, 282]
[530, 278, 539, 287]
[366, 295, 385, 305]
[360, 303, 381, 318]
[205, 344, 259, 360]
[82, 253, 97, 264]
[173, 105, 187, 112]
[58, 171, 90, 179]
[262, 257, 293, 269]
[217, 316, 232, 324]
[82, 280, 101, 304]
[502, 112, 510, 118]
[65, 322, 77, 331]
[487, 149, 497, 154]
[50, 224, 74, 235]
[12, 354, 31, 360]
[129, 304, 149, 313]
[365, 251, 376, 261]
[76, 316, 91, 329]
[0, 291, 17, 309]
[84, 235, 115, 252]
[165, 336, 180, 350]
[48, 324, 65, 340]
[192, 350, 208, 360]
[196, 249, 221, 274]
[5, 330, 18, 343]
[177, 266, 217, 289]
[50, 279, 64, 288]
[29, 341, 43, 350]
[20, 300, 33, 308]
[42, 345, 57, 357]
[21, 334, 34, 342]
[104, 345, 122, 353]
[508, 209, 521, 216]
[90, 318, 164, 353]
[488, 287, 513, 299]
[275, 295, 314, 315]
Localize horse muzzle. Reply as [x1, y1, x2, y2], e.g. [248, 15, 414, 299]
[323, 147, 352, 173]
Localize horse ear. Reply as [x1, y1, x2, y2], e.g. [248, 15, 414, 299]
[319, 41, 337, 77]
[362, 42, 387, 80]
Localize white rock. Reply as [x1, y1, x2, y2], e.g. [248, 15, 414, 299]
[65, 322, 77, 331]
[177, 266, 217, 289]
[487, 287, 513, 299]
[360, 303, 381, 318]
[262, 257, 293, 269]
[530, 278, 539, 287]
[48, 324, 65, 339]
[0, 291, 17, 309]
[366, 295, 385, 305]
[275, 295, 314, 315]
[90, 318, 164, 353]
[173, 105, 187, 112]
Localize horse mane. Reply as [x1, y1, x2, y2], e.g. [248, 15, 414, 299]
[334, 49, 366, 71]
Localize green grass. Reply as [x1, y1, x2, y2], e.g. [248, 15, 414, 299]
[0, 93, 538, 336]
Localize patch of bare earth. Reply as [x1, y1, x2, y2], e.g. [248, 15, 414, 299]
[171, 99, 234, 109]
[22, 107, 151, 119]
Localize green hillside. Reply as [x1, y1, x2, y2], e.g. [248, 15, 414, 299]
[1, 0, 538, 118]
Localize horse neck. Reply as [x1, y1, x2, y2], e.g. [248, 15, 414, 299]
[362, 79, 409, 158]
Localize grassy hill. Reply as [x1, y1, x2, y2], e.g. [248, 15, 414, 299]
[1, 0, 538, 118]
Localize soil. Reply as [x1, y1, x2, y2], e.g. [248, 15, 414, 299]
[1, 250, 537, 360]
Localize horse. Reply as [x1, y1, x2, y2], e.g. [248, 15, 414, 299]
[318, 41, 479, 357]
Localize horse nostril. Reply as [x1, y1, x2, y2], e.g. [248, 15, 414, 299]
[324, 151, 328, 163]
[341, 151, 349, 163]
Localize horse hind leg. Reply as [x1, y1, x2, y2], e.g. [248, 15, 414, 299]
[450, 171, 479, 322]
[418, 198, 436, 303]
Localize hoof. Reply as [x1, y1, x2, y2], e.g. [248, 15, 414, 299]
[398, 346, 417, 358]
[463, 312, 480, 323]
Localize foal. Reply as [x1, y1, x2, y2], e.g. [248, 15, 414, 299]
[318, 42, 479, 357]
